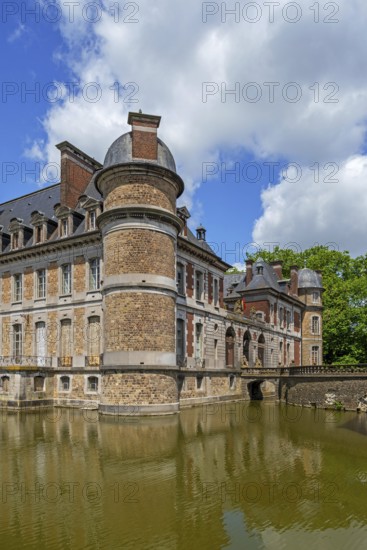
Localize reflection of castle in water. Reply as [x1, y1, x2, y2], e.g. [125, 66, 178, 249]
[2, 404, 365, 548]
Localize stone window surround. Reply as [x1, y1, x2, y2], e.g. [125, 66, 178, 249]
[311, 315, 320, 335]
[58, 374, 72, 393]
[60, 263, 72, 295]
[85, 375, 100, 394]
[12, 273, 23, 303]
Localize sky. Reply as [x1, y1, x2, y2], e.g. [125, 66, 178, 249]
[1, 0, 367, 267]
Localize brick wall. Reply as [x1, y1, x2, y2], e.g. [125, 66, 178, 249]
[104, 177, 176, 213]
[104, 293, 175, 353]
[102, 373, 177, 405]
[2, 272, 10, 304]
[105, 230, 175, 279]
[74, 256, 86, 293]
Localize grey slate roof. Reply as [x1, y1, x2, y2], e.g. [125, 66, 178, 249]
[298, 268, 323, 288]
[0, 184, 60, 232]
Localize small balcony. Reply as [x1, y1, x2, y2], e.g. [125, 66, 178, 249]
[58, 356, 73, 368]
[85, 355, 103, 368]
[0, 356, 52, 368]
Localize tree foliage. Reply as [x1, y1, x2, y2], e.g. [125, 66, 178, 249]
[248, 246, 367, 364]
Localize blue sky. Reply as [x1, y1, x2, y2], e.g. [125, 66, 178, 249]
[1, 0, 367, 263]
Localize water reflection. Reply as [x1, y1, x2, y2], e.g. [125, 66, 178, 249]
[0, 403, 367, 549]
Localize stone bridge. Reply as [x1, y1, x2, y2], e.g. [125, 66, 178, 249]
[241, 365, 367, 411]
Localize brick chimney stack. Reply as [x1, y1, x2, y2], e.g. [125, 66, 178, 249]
[128, 111, 161, 161]
[290, 265, 299, 296]
[56, 141, 102, 209]
[245, 259, 253, 286]
[270, 260, 283, 280]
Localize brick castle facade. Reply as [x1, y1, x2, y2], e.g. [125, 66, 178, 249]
[0, 112, 323, 414]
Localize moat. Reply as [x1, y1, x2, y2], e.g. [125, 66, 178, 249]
[1, 402, 367, 549]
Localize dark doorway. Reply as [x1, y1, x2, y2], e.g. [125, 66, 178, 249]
[248, 380, 264, 400]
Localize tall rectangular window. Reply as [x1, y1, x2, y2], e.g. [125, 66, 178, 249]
[61, 264, 71, 295]
[214, 279, 219, 306]
[12, 324, 23, 358]
[311, 346, 319, 365]
[89, 210, 96, 230]
[36, 269, 46, 299]
[12, 232, 19, 250]
[195, 271, 204, 301]
[177, 263, 185, 295]
[89, 258, 100, 290]
[13, 274, 22, 302]
[311, 316, 320, 335]
[176, 318, 185, 358]
[195, 323, 203, 358]
[61, 219, 68, 237]
[312, 292, 320, 303]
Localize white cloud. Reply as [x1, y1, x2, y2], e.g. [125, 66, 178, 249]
[252, 155, 367, 256]
[7, 23, 26, 43]
[26, 0, 367, 253]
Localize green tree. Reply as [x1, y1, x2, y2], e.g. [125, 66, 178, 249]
[247, 246, 367, 365]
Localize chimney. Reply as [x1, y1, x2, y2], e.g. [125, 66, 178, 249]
[128, 111, 161, 161]
[245, 259, 253, 286]
[56, 141, 102, 209]
[270, 260, 283, 280]
[290, 265, 299, 296]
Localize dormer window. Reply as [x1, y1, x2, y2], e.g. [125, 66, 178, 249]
[12, 232, 19, 250]
[61, 219, 68, 237]
[35, 226, 43, 244]
[89, 210, 96, 230]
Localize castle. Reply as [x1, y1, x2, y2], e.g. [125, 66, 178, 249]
[0, 112, 323, 414]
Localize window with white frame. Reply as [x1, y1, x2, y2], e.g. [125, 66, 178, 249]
[36, 269, 46, 299]
[311, 316, 320, 335]
[312, 291, 320, 303]
[311, 346, 320, 365]
[12, 324, 23, 358]
[195, 271, 204, 301]
[13, 274, 22, 302]
[61, 264, 71, 294]
[89, 258, 100, 290]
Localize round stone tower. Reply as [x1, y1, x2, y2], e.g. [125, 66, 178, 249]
[96, 112, 184, 415]
[297, 268, 323, 366]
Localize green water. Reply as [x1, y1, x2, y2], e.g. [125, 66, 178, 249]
[1, 402, 367, 550]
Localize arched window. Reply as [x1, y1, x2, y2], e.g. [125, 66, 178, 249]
[258, 333, 265, 366]
[225, 327, 236, 368]
[243, 331, 251, 362]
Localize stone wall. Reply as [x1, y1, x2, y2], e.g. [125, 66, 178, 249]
[281, 376, 367, 411]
